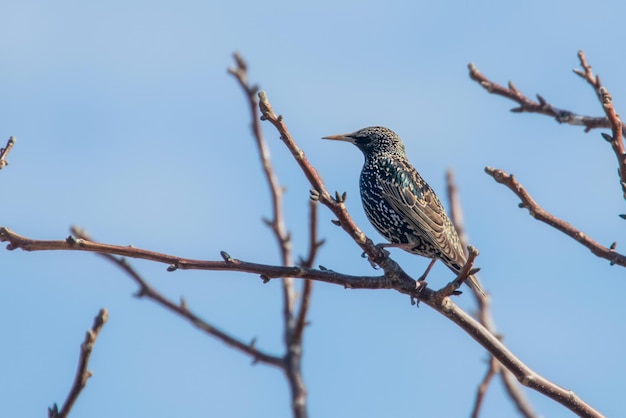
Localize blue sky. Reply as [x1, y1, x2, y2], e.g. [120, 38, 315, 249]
[2, 1, 625, 417]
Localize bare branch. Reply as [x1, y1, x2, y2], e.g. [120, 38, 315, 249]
[70, 226, 284, 368]
[229, 54, 310, 418]
[468, 63, 612, 132]
[573, 51, 626, 200]
[471, 51, 626, 201]
[0, 136, 16, 170]
[485, 167, 626, 267]
[447, 171, 538, 417]
[292, 201, 319, 345]
[49, 308, 108, 418]
[501, 367, 538, 418]
[471, 356, 498, 418]
[432, 245, 479, 302]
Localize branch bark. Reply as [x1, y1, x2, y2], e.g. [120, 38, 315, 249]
[447, 170, 537, 418]
[49, 308, 108, 418]
[229, 53, 311, 417]
[470, 50, 626, 201]
[485, 167, 626, 268]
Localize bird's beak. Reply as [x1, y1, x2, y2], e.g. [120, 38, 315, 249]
[322, 133, 355, 143]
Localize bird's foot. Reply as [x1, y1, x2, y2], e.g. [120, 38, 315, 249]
[361, 244, 391, 269]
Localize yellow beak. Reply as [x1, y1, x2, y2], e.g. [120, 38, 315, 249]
[322, 133, 355, 143]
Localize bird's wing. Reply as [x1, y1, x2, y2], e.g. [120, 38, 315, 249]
[377, 156, 466, 267]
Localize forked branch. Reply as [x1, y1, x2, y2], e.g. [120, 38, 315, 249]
[470, 50, 626, 201]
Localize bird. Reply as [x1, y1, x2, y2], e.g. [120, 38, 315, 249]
[323, 126, 486, 298]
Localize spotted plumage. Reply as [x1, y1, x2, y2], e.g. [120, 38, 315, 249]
[324, 126, 485, 297]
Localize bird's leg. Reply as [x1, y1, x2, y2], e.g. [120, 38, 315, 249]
[418, 258, 437, 282]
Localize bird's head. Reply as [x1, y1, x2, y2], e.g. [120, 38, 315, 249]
[323, 126, 407, 158]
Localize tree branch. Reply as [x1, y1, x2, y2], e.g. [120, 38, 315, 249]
[447, 170, 538, 418]
[292, 201, 320, 345]
[0, 136, 16, 170]
[485, 166, 626, 268]
[71, 227, 284, 368]
[0, 226, 602, 417]
[229, 54, 312, 418]
[468, 63, 612, 132]
[49, 308, 108, 418]
[470, 51, 626, 201]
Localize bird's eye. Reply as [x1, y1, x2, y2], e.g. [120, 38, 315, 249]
[354, 136, 371, 145]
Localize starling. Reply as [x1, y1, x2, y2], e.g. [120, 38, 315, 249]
[323, 126, 485, 298]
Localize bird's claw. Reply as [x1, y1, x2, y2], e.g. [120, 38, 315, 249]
[361, 251, 381, 269]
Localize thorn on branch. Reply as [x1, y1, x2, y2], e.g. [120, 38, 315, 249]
[331, 219, 341, 226]
[260, 274, 270, 283]
[167, 263, 178, 272]
[619, 214, 626, 220]
[610, 242, 617, 250]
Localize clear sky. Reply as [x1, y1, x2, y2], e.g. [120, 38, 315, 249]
[2, 1, 625, 417]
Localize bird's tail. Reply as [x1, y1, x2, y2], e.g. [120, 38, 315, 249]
[465, 274, 486, 300]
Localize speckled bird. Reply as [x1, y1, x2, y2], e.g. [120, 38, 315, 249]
[323, 126, 485, 298]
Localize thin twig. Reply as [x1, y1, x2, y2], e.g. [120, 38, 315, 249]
[0, 136, 16, 170]
[470, 51, 626, 201]
[447, 170, 537, 418]
[70, 226, 284, 368]
[49, 308, 108, 418]
[471, 356, 499, 418]
[485, 167, 626, 268]
[432, 246, 478, 302]
[468, 63, 613, 133]
[228, 52, 296, 322]
[229, 54, 309, 418]
[292, 201, 320, 345]
[445, 170, 486, 306]
[572, 51, 626, 200]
